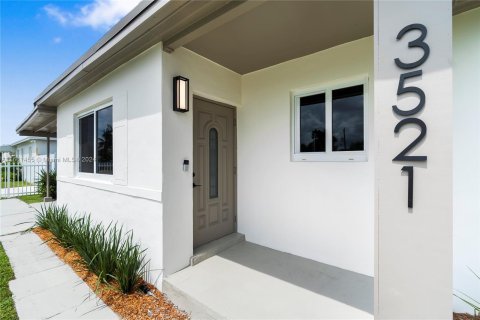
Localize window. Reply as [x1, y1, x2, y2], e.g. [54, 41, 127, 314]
[292, 81, 367, 161]
[209, 128, 218, 198]
[78, 105, 113, 175]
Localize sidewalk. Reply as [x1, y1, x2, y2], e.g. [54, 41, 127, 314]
[0, 198, 119, 319]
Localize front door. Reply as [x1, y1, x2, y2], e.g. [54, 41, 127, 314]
[193, 97, 236, 248]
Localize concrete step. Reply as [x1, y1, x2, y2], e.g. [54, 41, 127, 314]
[190, 232, 245, 266]
[162, 280, 222, 320]
[164, 241, 373, 320]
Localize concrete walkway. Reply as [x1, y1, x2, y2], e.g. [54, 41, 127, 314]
[0, 199, 119, 319]
[164, 241, 374, 319]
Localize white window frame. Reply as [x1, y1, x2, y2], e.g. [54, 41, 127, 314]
[75, 101, 113, 180]
[291, 76, 369, 162]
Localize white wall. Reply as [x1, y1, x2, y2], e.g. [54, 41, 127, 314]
[14, 140, 56, 163]
[239, 37, 374, 276]
[161, 47, 241, 275]
[374, 1, 453, 318]
[36, 140, 57, 158]
[453, 7, 480, 313]
[56, 44, 164, 282]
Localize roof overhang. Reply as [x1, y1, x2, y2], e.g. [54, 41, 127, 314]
[20, 0, 480, 107]
[33, 0, 264, 108]
[16, 105, 57, 138]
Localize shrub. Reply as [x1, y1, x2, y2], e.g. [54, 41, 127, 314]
[454, 267, 480, 316]
[37, 169, 56, 199]
[113, 232, 149, 293]
[1, 156, 23, 182]
[34, 204, 149, 293]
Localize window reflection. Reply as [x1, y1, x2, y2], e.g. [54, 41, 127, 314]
[79, 114, 94, 173]
[300, 93, 326, 152]
[332, 85, 364, 152]
[96, 106, 113, 174]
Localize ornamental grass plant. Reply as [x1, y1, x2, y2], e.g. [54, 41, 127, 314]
[34, 204, 148, 293]
[455, 267, 480, 317]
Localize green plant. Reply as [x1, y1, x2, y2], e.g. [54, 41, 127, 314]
[17, 194, 44, 204]
[113, 232, 149, 293]
[454, 267, 480, 316]
[1, 156, 23, 182]
[37, 169, 56, 199]
[34, 204, 149, 293]
[0, 242, 18, 320]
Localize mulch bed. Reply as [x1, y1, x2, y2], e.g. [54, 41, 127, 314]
[454, 313, 478, 320]
[33, 227, 189, 320]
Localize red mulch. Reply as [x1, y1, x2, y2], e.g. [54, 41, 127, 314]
[454, 313, 478, 320]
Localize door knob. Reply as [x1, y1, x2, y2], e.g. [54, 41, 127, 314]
[193, 182, 202, 188]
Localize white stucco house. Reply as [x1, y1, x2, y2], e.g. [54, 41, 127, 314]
[10, 137, 57, 164]
[1, 137, 57, 184]
[16, 1, 479, 318]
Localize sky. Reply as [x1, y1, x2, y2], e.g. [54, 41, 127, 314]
[0, 0, 141, 145]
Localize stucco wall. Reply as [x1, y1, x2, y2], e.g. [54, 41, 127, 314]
[56, 44, 164, 282]
[239, 37, 374, 276]
[453, 7, 480, 313]
[161, 47, 241, 275]
[36, 140, 57, 157]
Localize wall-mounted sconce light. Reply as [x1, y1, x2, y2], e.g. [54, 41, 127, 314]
[173, 76, 189, 112]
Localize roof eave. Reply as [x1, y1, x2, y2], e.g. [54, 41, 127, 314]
[16, 105, 57, 138]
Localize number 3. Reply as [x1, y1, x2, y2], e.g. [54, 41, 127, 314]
[394, 23, 430, 70]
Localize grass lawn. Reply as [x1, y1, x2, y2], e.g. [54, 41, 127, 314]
[0, 181, 32, 188]
[0, 242, 18, 320]
[17, 194, 44, 204]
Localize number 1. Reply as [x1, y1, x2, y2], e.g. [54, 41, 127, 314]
[401, 166, 414, 208]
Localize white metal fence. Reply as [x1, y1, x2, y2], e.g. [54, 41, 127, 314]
[0, 162, 54, 198]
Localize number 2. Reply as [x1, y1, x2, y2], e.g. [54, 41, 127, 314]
[393, 118, 427, 162]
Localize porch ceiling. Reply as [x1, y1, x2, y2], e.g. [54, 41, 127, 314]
[183, 0, 480, 75]
[184, 1, 374, 75]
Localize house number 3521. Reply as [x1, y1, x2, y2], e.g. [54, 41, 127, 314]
[392, 23, 430, 209]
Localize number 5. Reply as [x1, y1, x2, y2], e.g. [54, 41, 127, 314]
[393, 70, 425, 116]
[395, 23, 430, 70]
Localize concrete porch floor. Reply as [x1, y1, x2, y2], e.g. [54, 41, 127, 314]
[164, 241, 373, 319]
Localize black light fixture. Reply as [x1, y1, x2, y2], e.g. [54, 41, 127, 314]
[173, 76, 189, 112]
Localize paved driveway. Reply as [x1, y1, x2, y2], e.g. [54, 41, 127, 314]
[0, 199, 119, 319]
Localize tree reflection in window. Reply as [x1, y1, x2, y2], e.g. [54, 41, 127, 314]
[96, 106, 113, 174]
[300, 93, 326, 152]
[332, 85, 364, 152]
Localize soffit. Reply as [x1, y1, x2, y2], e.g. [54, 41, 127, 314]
[184, 1, 374, 75]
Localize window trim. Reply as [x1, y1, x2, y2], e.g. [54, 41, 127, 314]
[291, 76, 369, 162]
[75, 101, 113, 180]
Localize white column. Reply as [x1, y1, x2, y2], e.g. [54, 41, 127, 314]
[374, 1, 453, 319]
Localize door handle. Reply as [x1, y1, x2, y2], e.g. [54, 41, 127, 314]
[193, 182, 203, 188]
